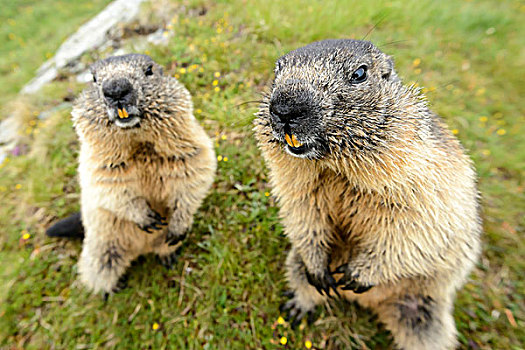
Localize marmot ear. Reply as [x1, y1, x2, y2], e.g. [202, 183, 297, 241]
[381, 55, 399, 82]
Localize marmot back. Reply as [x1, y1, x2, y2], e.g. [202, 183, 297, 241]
[67, 54, 216, 296]
[255, 39, 481, 350]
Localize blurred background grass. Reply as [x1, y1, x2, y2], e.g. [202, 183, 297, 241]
[0, 0, 523, 348]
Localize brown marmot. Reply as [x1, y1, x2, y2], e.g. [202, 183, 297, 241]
[68, 54, 216, 295]
[254, 39, 481, 349]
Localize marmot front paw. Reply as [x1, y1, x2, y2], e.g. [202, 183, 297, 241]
[137, 209, 167, 233]
[305, 266, 340, 297]
[332, 264, 374, 293]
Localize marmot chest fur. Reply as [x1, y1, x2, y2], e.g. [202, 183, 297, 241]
[254, 39, 481, 350]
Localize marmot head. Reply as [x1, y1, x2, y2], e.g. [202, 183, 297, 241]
[85, 54, 170, 129]
[257, 39, 423, 160]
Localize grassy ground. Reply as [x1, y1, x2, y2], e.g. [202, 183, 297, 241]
[0, 0, 524, 349]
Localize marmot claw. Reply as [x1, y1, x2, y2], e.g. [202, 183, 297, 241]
[305, 267, 340, 297]
[279, 291, 317, 329]
[165, 230, 187, 246]
[332, 264, 373, 293]
[138, 210, 167, 233]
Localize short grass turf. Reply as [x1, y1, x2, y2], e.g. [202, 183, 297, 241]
[0, 0, 524, 349]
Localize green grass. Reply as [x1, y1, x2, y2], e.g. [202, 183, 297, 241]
[1, 0, 524, 348]
[0, 0, 112, 109]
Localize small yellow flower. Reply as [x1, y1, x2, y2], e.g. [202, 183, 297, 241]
[199, 67, 205, 73]
[277, 316, 285, 324]
[265, 192, 270, 197]
[15, 184, 22, 190]
[0, 186, 7, 192]
[196, 109, 202, 114]
[212, 80, 219, 86]
[305, 340, 313, 349]
[152, 322, 160, 330]
[216, 27, 223, 34]
[214, 87, 220, 92]
[214, 71, 221, 78]
[452, 129, 459, 135]
[412, 58, 421, 67]
[179, 67, 187, 74]
[174, 74, 180, 79]
[414, 68, 421, 74]
[45, 52, 53, 59]
[217, 155, 223, 162]
[144, 50, 151, 55]
[479, 116, 488, 123]
[223, 157, 228, 162]
[496, 129, 506, 135]
[475, 88, 486, 96]
[221, 134, 227, 140]
[482, 149, 491, 156]
[22, 233, 31, 240]
[8, 33, 15, 40]
[280, 336, 287, 345]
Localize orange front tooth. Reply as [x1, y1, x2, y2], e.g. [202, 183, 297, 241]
[117, 109, 123, 118]
[291, 134, 303, 148]
[285, 134, 293, 147]
[122, 108, 128, 118]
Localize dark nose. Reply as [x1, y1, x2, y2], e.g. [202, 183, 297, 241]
[102, 78, 133, 102]
[269, 91, 311, 125]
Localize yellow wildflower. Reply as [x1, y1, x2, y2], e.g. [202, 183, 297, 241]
[265, 192, 270, 197]
[214, 87, 220, 92]
[179, 67, 187, 74]
[479, 116, 488, 123]
[221, 134, 227, 140]
[412, 58, 421, 67]
[496, 129, 506, 135]
[452, 129, 459, 135]
[280, 336, 287, 345]
[15, 184, 22, 190]
[223, 157, 228, 162]
[217, 155, 223, 162]
[305, 340, 313, 349]
[277, 316, 285, 324]
[214, 71, 221, 78]
[152, 322, 160, 330]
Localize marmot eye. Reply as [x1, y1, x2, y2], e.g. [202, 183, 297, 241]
[144, 65, 154, 76]
[351, 66, 367, 83]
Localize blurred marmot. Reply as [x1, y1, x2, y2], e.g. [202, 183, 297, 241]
[254, 39, 481, 350]
[65, 54, 215, 295]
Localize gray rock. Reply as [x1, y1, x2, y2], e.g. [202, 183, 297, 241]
[21, 0, 146, 95]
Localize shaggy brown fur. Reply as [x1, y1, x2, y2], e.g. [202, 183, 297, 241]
[254, 40, 481, 350]
[72, 54, 216, 295]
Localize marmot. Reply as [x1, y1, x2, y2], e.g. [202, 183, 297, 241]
[254, 39, 481, 350]
[66, 54, 216, 295]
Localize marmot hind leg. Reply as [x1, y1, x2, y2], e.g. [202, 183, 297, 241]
[78, 212, 140, 294]
[78, 235, 136, 294]
[280, 247, 328, 328]
[154, 240, 184, 270]
[374, 293, 458, 350]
